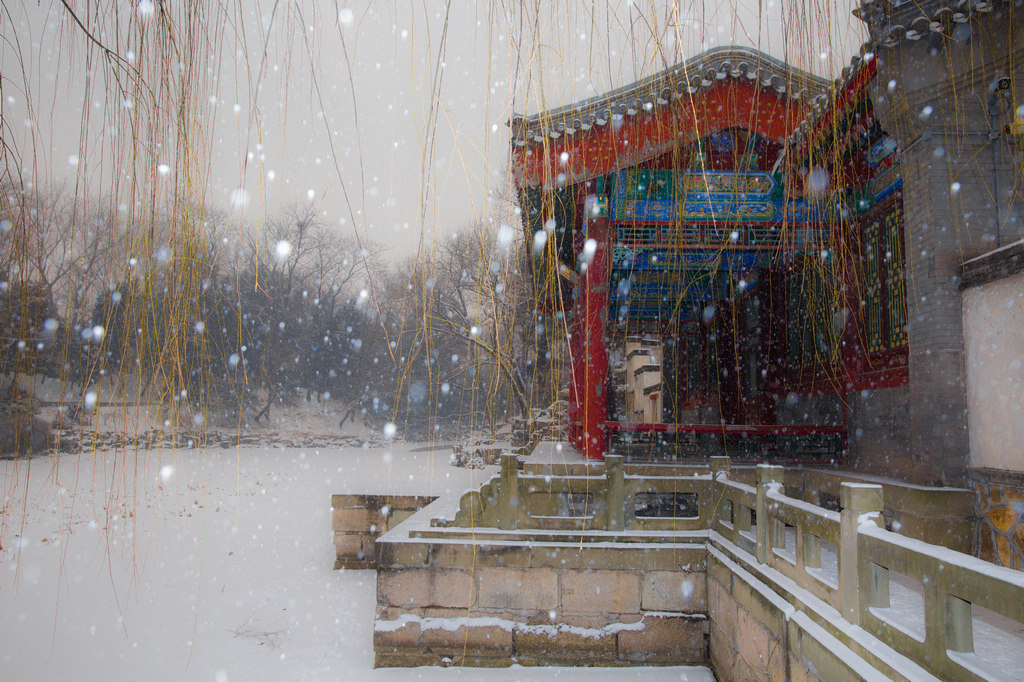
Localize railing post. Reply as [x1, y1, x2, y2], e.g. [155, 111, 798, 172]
[945, 594, 974, 653]
[498, 452, 519, 530]
[735, 504, 752, 533]
[756, 464, 784, 564]
[605, 454, 625, 531]
[710, 456, 731, 527]
[839, 482, 883, 624]
[802, 532, 821, 569]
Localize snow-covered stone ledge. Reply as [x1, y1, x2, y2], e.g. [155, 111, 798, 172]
[331, 493, 437, 569]
[350, 451, 1023, 676]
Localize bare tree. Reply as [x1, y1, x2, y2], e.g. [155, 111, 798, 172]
[389, 222, 532, 431]
[237, 203, 382, 421]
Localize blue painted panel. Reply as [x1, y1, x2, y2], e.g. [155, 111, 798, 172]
[612, 248, 778, 272]
[612, 169, 834, 226]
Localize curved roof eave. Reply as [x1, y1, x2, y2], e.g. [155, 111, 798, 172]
[509, 46, 832, 146]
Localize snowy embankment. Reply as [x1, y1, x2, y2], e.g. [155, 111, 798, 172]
[1, 441, 713, 681]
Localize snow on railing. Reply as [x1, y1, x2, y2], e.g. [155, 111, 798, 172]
[857, 519, 1024, 680]
[489, 452, 711, 532]
[443, 452, 1024, 679]
[717, 463, 1024, 682]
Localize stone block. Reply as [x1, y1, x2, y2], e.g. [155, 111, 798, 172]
[528, 546, 570, 569]
[736, 606, 776, 675]
[339, 533, 374, 557]
[378, 540, 428, 567]
[477, 544, 532, 568]
[377, 568, 474, 609]
[708, 554, 734, 586]
[560, 570, 640, 615]
[333, 506, 372, 531]
[618, 614, 708, 664]
[429, 542, 479, 569]
[477, 567, 558, 611]
[388, 510, 416, 528]
[710, 628, 740, 682]
[730, 576, 785, 637]
[544, 613, 627, 629]
[789, 652, 815, 682]
[420, 623, 513, 657]
[373, 618, 421, 650]
[635, 546, 707, 571]
[641, 570, 707, 612]
[514, 627, 617, 662]
[709, 621, 734, 666]
[376, 605, 423, 621]
[989, 505, 1020, 533]
[378, 569, 431, 607]
[421, 607, 472, 619]
[373, 650, 439, 668]
[709, 579, 737, 650]
[334, 532, 366, 556]
[432, 569, 476, 608]
[331, 493, 366, 508]
[727, 655, 765, 682]
[795, 627, 863, 682]
[707, 574, 724, 620]
[768, 637, 788, 681]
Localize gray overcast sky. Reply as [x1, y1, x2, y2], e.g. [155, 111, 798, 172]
[3, 1, 865, 261]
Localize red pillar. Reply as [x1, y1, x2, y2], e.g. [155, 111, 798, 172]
[576, 199, 610, 459]
[567, 293, 583, 449]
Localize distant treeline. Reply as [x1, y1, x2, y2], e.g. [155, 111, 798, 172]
[1, 185, 545, 438]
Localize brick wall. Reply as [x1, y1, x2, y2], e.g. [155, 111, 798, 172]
[332, 494, 436, 569]
[866, 8, 1024, 485]
[846, 385, 913, 478]
[374, 536, 709, 667]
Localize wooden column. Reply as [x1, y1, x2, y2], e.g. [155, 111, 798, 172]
[577, 196, 610, 459]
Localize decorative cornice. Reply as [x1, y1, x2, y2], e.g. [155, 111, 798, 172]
[508, 46, 830, 148]
[855, 0, 1006, 50]
[787, 47, 878, 157]
[961, 238, 1024, 290]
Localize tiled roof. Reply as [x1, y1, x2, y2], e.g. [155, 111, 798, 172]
[509, 46, 830, 147]
[855, 0, 1004, 49]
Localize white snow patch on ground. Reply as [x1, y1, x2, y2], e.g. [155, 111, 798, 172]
[1, 443, 714, 681]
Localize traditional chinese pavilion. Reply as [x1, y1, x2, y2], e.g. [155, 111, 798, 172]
[512, 46, 908, 463]
[368, 10, 1023, 675]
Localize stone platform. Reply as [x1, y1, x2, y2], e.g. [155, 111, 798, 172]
[371, 444, 710, 666]
[337, 444, 1023, 678]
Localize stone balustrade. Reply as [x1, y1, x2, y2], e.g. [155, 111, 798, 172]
[366, 451, 1024, 677]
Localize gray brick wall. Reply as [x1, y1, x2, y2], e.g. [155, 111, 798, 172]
[847, 385, 914, 479]
[864, 7, 1024, 484]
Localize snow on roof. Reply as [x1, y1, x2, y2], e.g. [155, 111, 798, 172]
[509, 46, 830, 147]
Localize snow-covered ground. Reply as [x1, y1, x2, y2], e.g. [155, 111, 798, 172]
[1, 439, 714, 681]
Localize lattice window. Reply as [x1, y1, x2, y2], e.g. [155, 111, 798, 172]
[789, 256, 841, 370]
[862, 208, 908, 353]
[864, 220, 884, 353]
[884, 211, 908, 348]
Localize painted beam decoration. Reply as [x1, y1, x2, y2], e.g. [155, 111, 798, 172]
[612, 247, 778, 272]
[612, 169, 832, 239]
[610, 270, 719, 323]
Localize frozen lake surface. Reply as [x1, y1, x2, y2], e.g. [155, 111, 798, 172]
[1, 442, 713, 681]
